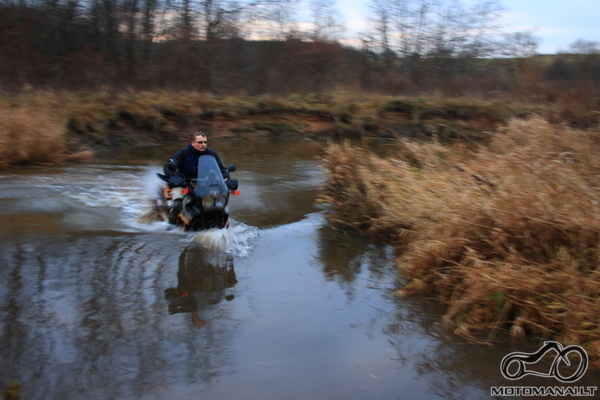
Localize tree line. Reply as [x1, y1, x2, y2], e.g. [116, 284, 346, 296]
[0, 0, 598, 101]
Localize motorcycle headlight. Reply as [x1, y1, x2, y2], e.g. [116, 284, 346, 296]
[214, 195, 227, 208]
[202, 195, 215, 208]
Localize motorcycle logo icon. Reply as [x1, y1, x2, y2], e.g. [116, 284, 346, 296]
[501, 341, 588, 383]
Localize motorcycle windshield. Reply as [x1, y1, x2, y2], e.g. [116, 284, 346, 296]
[193, 155, 228, 198]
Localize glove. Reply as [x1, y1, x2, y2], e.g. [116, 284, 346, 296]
[164, 161, 178, 174]
[168, 174, 184, 186]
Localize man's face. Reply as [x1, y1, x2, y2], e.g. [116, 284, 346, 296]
[192, 135, 207, 151]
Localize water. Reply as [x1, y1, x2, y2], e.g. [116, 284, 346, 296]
[1, 140, 597, 399]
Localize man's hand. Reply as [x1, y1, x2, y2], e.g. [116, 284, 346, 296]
[165, 161, 178, 172]
[169, 174, 184, 186]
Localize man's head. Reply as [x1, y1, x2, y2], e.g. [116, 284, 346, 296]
[191, 132, 208, 151]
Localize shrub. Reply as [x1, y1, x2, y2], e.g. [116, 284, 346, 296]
[319, 117, 600, 367]
[0, 107, 91, 167]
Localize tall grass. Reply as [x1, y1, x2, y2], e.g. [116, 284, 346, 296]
[319, 118, 600, 367]
[0, 99, 92, 167]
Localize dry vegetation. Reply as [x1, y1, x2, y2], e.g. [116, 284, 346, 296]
[3, 89, 596, 168]
[319, 117, 600, 367]
[0, 108, 92, 167]
[0, 90, 502, 167]
[0, 92, 94, 167]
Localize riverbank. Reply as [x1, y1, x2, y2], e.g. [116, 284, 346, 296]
[1, 90, 598, 166]
[319, 117, 600, 368]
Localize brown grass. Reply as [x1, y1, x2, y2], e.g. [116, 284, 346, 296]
[1, 89, 595, 167]
[0, 98, 92, 167]
[319, 117, 600, 367]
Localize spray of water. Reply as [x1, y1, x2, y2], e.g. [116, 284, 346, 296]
[135, 166, 169, 226]
[142, 165, 166, 199]
[193, 223, 259, 257]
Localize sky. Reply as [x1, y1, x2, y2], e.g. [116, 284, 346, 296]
[336, 0, 600, 54]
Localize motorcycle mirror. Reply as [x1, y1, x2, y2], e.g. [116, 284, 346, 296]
[156, 173, 169, 182]
[228, 165, 236, 172]
[226, 179, 239, 191]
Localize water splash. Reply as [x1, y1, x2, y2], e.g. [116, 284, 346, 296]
[193, 223, 259, 257]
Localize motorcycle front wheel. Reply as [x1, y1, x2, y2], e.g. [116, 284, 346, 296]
[168, 199, 183, 225]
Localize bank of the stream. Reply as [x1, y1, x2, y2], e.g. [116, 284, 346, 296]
[2, 90, 599, 167]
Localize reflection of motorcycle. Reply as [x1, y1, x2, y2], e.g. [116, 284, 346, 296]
[164, 244, 237, 326]
[155, 155, 239, 231]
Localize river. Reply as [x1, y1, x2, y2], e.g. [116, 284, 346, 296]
[0, 139, 597, 399]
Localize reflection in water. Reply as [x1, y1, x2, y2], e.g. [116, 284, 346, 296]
[316, 223, 397, 301]
[165, 244, 237, 328]
[315, 223, 600, 399]
[0, 233, 242, 399]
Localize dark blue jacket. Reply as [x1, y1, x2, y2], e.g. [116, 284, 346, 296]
[164, 145, 228, 179]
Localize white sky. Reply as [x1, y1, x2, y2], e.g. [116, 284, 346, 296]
[331, 0, 600, 54]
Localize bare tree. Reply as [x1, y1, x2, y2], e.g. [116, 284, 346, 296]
[244, 0, 302, 40]
[201, 0, 245, 40]
[498, 30, 540, 89]
[88, 0, 122, 63]
[366, 0, 395, 69]
[366, 0, 503, 58]
[568, 39, 600, 55]
[307, 0, 344, 42]
[140, 0, 159, 60]
[502, 31, 539, 58]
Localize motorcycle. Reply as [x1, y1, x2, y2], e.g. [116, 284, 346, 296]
[154, 154, 239, 231]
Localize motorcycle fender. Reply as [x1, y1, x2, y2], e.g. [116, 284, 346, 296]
[170, 187, 186, 199]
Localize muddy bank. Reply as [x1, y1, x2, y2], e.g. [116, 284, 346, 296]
[67, 96, 511, 152]
[3, 90, 598, 165]
[62, 93, 597, 152]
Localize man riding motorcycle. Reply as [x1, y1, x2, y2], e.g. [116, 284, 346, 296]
[163, 132, 230, 224]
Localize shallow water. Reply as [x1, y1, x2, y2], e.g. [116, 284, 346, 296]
[1, 140, 598, 399]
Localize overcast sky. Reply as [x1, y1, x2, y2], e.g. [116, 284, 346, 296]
[335, 0, 600, 54]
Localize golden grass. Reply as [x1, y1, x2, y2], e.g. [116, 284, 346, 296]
[0, 93, 93, 166]
[0, 108, 84, 167]
[319, 117, 600, 367]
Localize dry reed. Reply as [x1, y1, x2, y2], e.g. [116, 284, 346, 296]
[319, 117, 600, 367]
[0, 104, 92, 167]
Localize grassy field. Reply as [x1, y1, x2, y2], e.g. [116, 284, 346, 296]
[319, 117, 600, 367]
